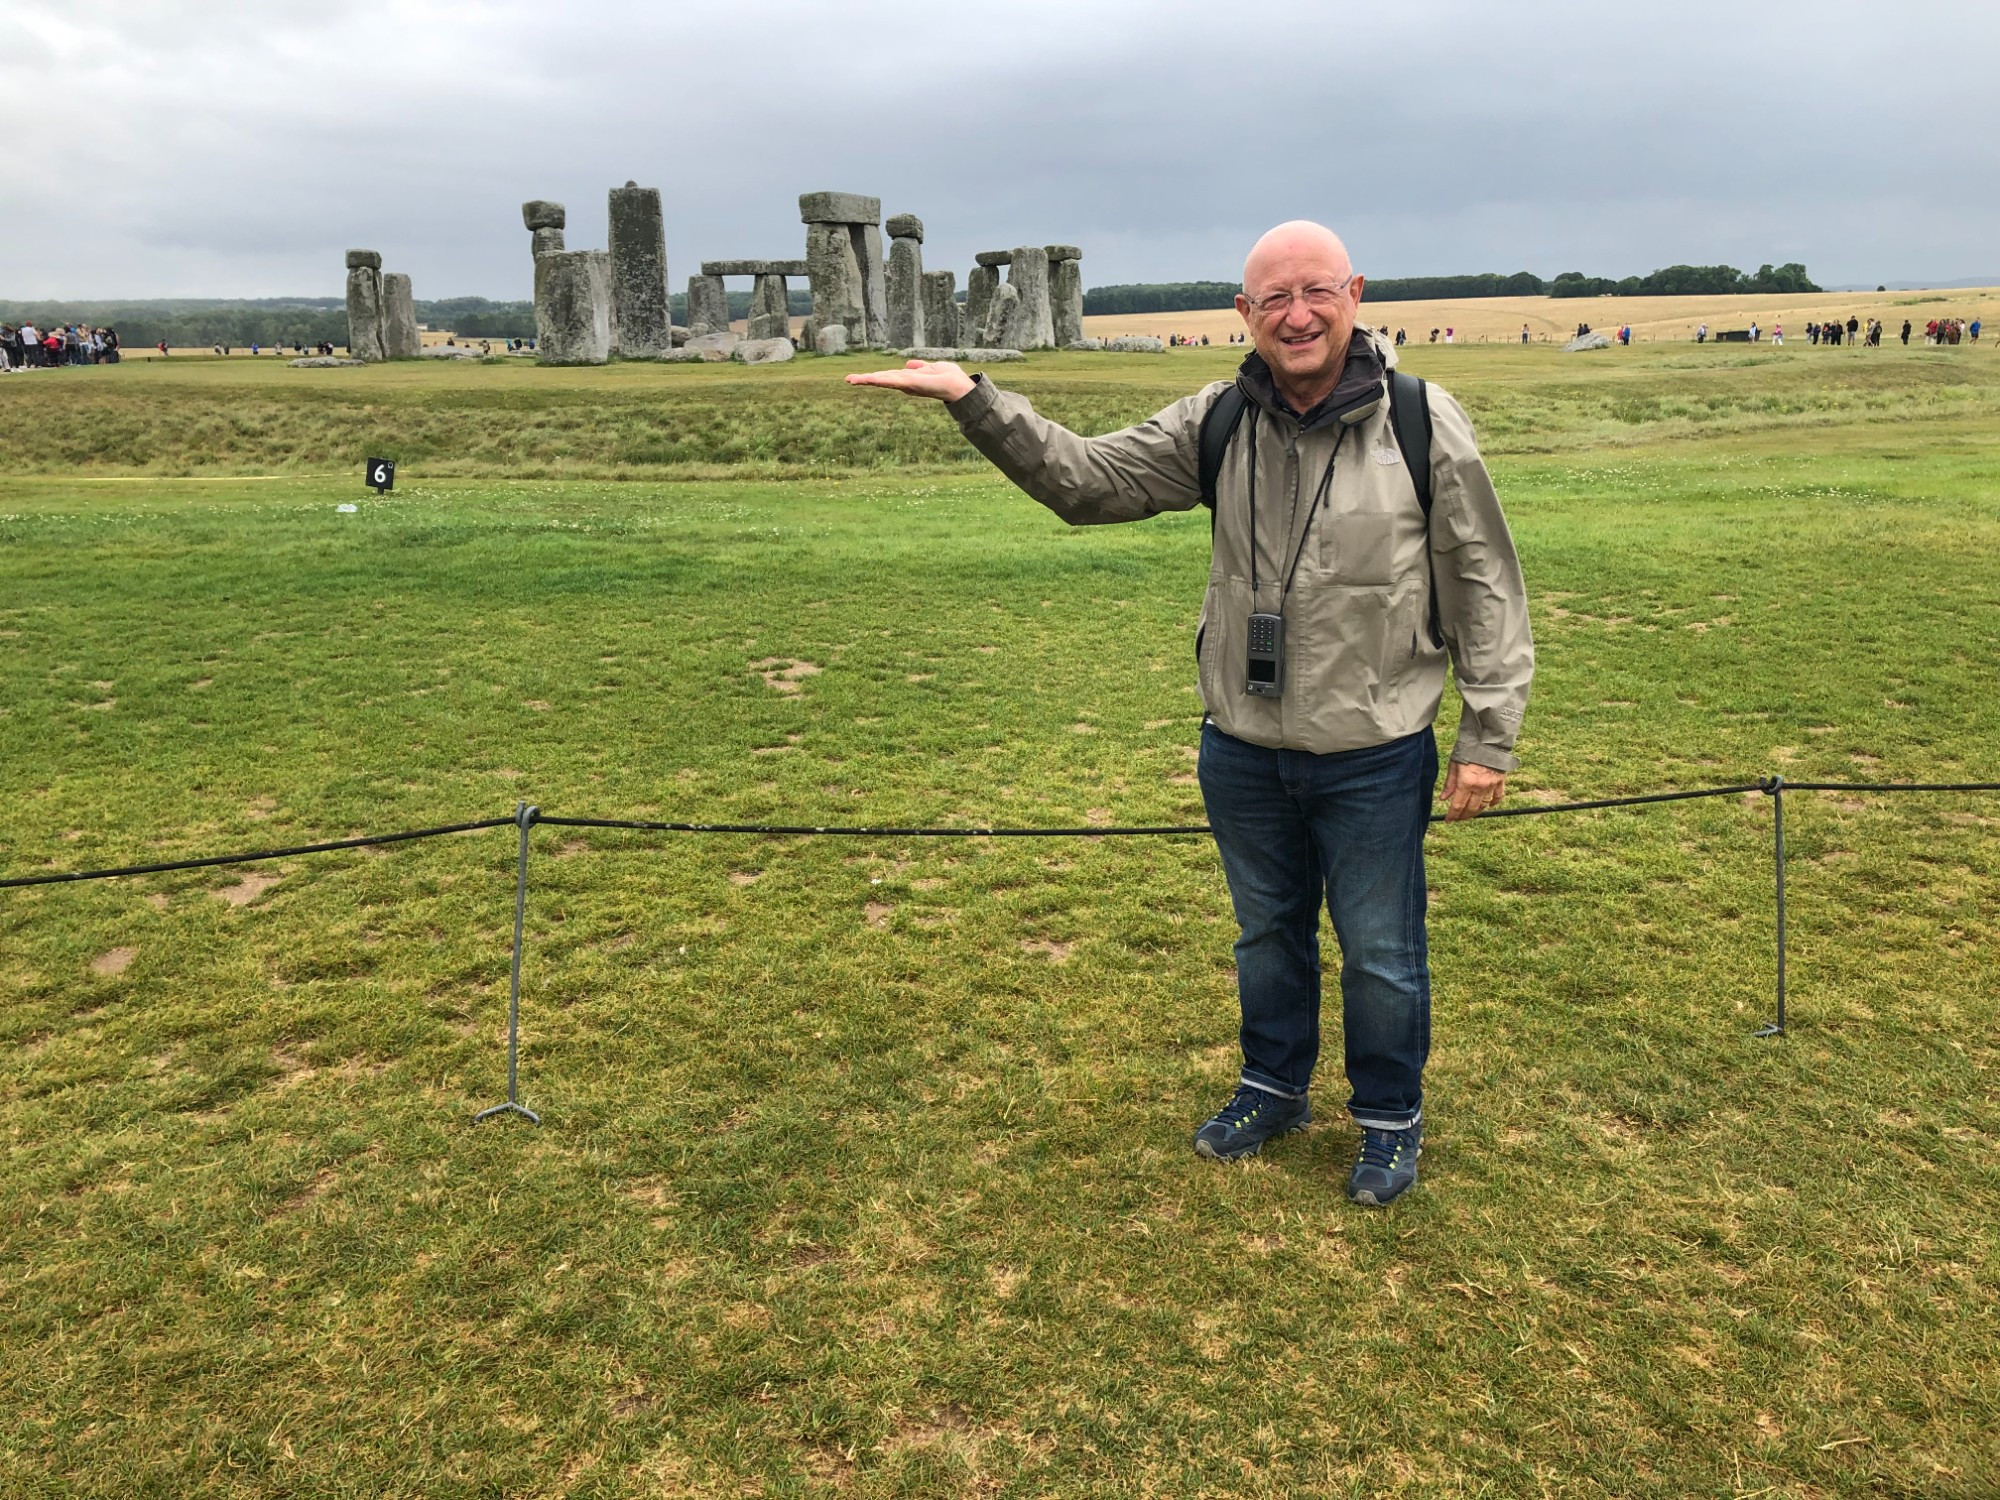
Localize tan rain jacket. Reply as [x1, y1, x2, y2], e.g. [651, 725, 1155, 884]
[947, 327, 1532, 769]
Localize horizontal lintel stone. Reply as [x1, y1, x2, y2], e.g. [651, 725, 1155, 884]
[1044, 244, 1082, 261]
[798, 190, 881, 225]
[974, 250, 1013, 267]
[699, 259, 810, 277]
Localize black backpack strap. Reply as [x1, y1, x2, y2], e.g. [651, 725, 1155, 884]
[1388, 369, 1443, 649]
[1197, 384, 1249, 527]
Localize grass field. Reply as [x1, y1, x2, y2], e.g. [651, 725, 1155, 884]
[1, 346, 1997, 1497]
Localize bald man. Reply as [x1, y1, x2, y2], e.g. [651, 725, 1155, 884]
[850, 222, 1532, 1206]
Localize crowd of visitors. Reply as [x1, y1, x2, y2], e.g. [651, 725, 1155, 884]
[0, 321, 121, 370]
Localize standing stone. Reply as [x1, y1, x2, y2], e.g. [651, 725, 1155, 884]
[747, 274, 790, 342]
[805, 221, 866, 346]
[965, 264, 999, 345]
[535, 250, 612, 364]
[523, 202, 567, 265]
[607, 182, 670, 357]
[800, 192, 885, 348]
[986, 282, 1024, 350]
[885, 215, 925, 348]
[856, 223, 888, 346]
[344, 249, 386, 362]
[1048, 246, 1084, 348]
[687, 274, 730, 337]
[531, 227, 565, 258]
[380, 272, 421, 358]
[921, 270, 959, 350]
[1006, 246, 1055, 350]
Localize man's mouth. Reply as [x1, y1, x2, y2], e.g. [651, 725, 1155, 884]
[1279, 329, 1323, 350]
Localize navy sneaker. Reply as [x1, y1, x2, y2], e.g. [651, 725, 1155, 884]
[1192, 1084, 1311, 1161]
[1347, 1122, 1422, 1206]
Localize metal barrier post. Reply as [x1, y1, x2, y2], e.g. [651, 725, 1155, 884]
[1755, 776, 1787, 1038]
[477, 802, 542, 1123]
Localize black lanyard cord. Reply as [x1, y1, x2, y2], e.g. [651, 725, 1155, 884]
[1246, 411, 1347, 608]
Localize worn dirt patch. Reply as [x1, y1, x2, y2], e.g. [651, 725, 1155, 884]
[1019, 938, 1071, 961]
[146, 893, 169, 911]
[214, 870, 281, 907]
[750, 658, 821, 695]
[729, 871, 761, 886]
[864, 901, 894, 929]
[90, 946, 137, 976]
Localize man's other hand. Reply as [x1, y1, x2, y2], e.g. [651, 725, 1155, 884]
[1441, 760, 1507, 822]
[845, 360, 976, 403]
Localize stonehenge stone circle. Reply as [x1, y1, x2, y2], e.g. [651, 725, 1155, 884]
[686, 274, 729, 336]
[608, 182, 670, 357]
[380, 272, 421, 359]
[1004, 246, 1056, 350]
[344, 251, 386, 361]
[885, 214, 925, 347]
[801, 191, 887, 347]
[964, 264, 999, 343]
[921, 270, 960, 350]
[535, 250, 613, 364]
[1048, 245, 1084, 347]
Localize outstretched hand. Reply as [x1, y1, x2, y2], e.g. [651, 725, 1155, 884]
[1441, 760, 1507, 822]
[845, 360, 976, 403]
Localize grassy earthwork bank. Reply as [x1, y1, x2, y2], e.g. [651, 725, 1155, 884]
[1, 345, 1997, 1497]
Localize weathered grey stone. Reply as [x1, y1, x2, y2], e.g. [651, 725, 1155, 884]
[1044, 245, 1082, 262]
[653, 348, 706, 362]
[1051, 255, 1085, 347]
[805, 221, 866, 346]
[798, 191, 881, 225]
[521, 200, 565, 231]
[608, 182, 670, 357]
[687, 330, 740, 361]
[345, 248, 382, 271]
[900, 347, 1027, 362]
[857, 223, 887, 346]
[1063, 339, 1105, 351]
[801, 316, 821, 351]
[380, 271, 421, 359]
[701, 259, 809, 277]
[686, 274, 729, 337]
[921, 271, 959, 350]
[1564, 331, 1613, 352]
[884, 213, 923, 242]
[290, 355, 365, 368]
[531, 226, 566, 258]
[974, 250, 1012, 267]
[747, 273, 790, 341]
[1006, 247, 1055, 350]
[1106, 334, 1164, 352]
[670, 324, 690, 347]
[965, 264, 999, 342]
[734, 337, 795, 365]
[344, 263, 386, 362]
[534, 250, 613, 365]
[815, 324, 849, 355]
[886, 234, 924, 347]
[418, 343, 488, 359]
[986, 282, 1023, 350]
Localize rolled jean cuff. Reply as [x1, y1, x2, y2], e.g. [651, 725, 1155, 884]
[1240, 1072, 1308, 1101]
[1351, 1107, 1421, 1131]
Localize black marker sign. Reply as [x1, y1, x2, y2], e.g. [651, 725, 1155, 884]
[366, 458, 396, 494]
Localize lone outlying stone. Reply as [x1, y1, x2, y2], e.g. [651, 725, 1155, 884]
[1564, 331, 1613, 352]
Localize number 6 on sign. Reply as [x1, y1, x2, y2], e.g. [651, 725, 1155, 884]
[366, 457, 396, 494]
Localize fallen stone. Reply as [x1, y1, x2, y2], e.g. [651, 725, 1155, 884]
[535, 250, 613, 364]
[290, 355, 364, 367]
[609, 182, 671, 357]
[1564, 331, 1614, 351]
[974, 250, 1012, 267]
[345, 248, 382, 271]
[1106, 335, 1165, 352]
[381, 271, 421, 358]
[701, 259, 809, 277]
[815, 323, 849, 355]
[687, 330, 741, 360]
[798, 190, 881, 224]
[1044, 244, 1082, 262]
[686, 274, 729, 336]
[1063, 338, 1105, 351]
[900, 347, 1027, 362]
[885, 213, 923, 242]
[417, 344, 488, 358]
[651, 348, 706, 362]
[522, 200, 565, 231]
[734, 337, 796, 364]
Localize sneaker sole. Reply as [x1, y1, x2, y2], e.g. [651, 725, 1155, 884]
[1192, 1116, 1311, 1162]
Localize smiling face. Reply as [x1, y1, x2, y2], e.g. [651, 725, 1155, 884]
[1235, 221, 1365, 406]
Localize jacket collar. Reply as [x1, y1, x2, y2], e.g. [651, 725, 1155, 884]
[1236, 327, 1392, 432]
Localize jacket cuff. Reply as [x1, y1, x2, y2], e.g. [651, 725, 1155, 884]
[946, 372, 998, 427]
[1449, 741, 1519, 773]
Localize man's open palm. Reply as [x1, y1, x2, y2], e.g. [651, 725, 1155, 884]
[845, 360, 975, 403]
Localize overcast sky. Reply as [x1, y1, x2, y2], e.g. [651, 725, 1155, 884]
[4, 0, 1997, 301]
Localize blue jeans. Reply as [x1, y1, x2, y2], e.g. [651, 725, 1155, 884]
[1197, 722, 1436, 1129]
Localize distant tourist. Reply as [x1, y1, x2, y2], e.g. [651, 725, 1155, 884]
[1901, 319, 1912, 345]
[1394, 327, 1406, 345]
[1771, 322, 1782, 346]
[1696, 323, 1708, 343]
[1443, 327, 1454, 343]
[1846, 315, 1860, 344]
[1520, 323, 1529, 345]
[1972, 317, 1982, 343]
[1618, 325, 1631, 345]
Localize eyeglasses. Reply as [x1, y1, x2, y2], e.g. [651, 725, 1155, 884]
[1244, 276, 1356, 318]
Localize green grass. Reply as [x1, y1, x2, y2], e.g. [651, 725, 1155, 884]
[0, 347, 1997, 1497]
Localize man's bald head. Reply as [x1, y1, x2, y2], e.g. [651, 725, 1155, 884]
[1243, 221, 1352, 293]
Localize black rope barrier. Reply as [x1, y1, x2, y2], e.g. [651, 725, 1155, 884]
[4, 777, 1997, 1123]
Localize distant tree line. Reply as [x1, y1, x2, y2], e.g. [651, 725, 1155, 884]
[1082, 263, 1819, 314]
